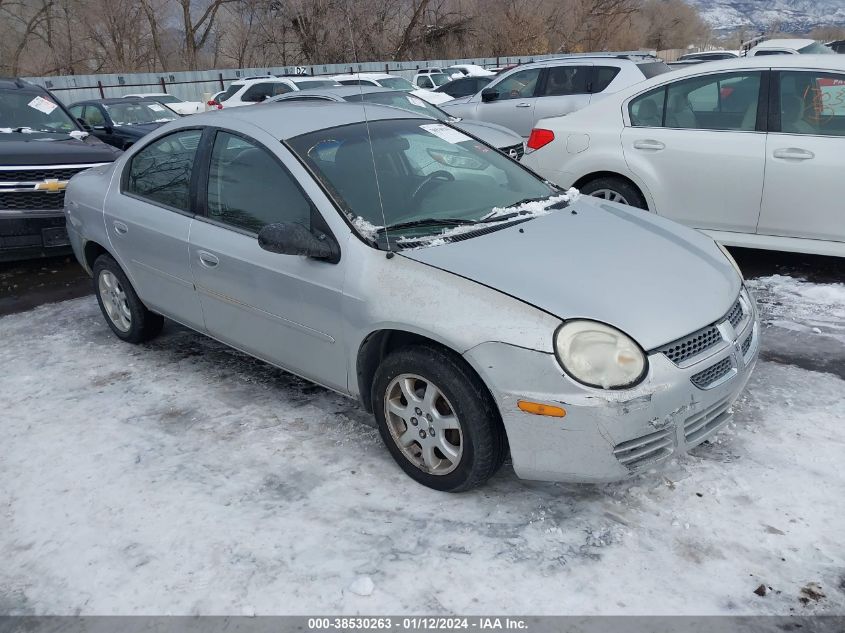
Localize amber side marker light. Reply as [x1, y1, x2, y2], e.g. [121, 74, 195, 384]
[517, 400, 566, 417]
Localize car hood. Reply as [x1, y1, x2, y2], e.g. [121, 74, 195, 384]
[401, 197, 741, 350]
[453, 120, 522, 149]
[411, 89, 453, 105]
[115, 123, 165, 136]
[0, 132, 121, 165]
[440, 95, 473, 107]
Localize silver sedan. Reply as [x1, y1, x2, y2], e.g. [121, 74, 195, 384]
[64, 102, 759, 491]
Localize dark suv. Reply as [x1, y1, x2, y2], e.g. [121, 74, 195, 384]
[0, 78, 120, 261]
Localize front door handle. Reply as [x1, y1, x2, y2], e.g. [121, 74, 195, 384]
[198, 251, 219, 268]
[113, 221, 128, 235]
[632, 139, 666, 151]
[772, 148, 815, 161]
[515, 102, 532, 108]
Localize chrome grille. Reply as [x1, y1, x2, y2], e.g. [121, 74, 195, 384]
[613, 427, 674, 469]
[659, 296, 744, 365]
[500, 142, 524, 160]
[741, 330, 753, 357]
[691, 357, 733, 389]
[684, 396, 733, 445]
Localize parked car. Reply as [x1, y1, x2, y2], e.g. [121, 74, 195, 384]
[672, 51, 740, 66]
[124, 92, 203, 115]
[206, 90, 226, 110]
[413, 69, 451, 90]
[267, 86, 525, 158]
[65, 101, 757, 491]
[828, 40, 845, 54]
[441, 54, 672, 138]
[435, 76, 493, 99]
[445, 64, 495, 77]
[331, 72, 452, 105]
[746, 39, 834, 56]
[218, 76, 341, 107]
[0, 78, 120, 261]
[69, 98, 180, 149]
[520, 55, 845, 257]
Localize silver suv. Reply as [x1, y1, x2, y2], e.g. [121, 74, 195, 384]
[441, 54, 672, 138]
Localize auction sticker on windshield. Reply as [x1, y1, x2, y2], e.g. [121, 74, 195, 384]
[407, 96, 427, 107]
[420, 123, 472, 144]
[27, 96, 58, 115]
[148, 103, 166, 112]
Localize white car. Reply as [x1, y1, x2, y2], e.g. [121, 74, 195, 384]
[124, 92, 203, 115]
[217, 76, 341, 108]
[520, 55, 845, 258]
[747, 39, 835, 56]
[331, 72, 453, 105]
[413, 69, 451, 90]
[445, 64, 495, 77]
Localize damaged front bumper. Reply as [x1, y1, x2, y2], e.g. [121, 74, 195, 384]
[464, 292, 760, 483]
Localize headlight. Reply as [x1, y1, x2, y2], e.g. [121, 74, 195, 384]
[554, 320, 647, 389]
[717, 242, 744, 280]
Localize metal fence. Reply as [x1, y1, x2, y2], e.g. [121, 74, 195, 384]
[22, 55, 559, 105]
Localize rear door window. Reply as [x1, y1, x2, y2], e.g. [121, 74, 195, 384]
[778, 71, 845, 136]
[125, 129, 202, 211]
[629, 88, 665, 127]
[541, 65, 590, 96]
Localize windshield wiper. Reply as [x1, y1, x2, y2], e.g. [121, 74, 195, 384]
[480, 196, 557, 222]
[376, 217, 478, 234]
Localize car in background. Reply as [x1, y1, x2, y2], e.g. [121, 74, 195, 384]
[267, 85, 526, 159]
[827, 40, 845, 54]
[520, 55, 845, 258]
[206, 90, 226, 110]
[445, 64, 495, 77]
[0, 78, 120, 261]
[124, 92, 203, 115]
[331, 72, 452, 104]
[217, 76, 341, 107]
[441, 55, 672, 138]
[746, 39, 835, 56]
[69, 98, 180, 150]
[65, 101, 756, 491]
[434, 75, 493, 99]
[672, 50, 740, 66]
[413, 69, 451, 90]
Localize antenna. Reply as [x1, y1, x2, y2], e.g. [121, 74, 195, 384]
[345, 10, 392, 254]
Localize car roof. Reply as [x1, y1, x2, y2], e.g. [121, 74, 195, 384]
[125, 92, 169, 97]
[175, 101, 425, 139]
[272, 86, 397, 101]
[332, 73, 394, 80]
[230, 77, 296, 87]
[0, 77, 47, 92]
[752, 38, 816, 49]
[669, 54, 845, 73]
[506, 53, 658, 71]
[69, 97, 155, 106]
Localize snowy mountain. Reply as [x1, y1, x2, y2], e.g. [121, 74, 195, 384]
[686, 0, 845, 33]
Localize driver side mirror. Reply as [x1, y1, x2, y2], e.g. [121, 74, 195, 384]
[258, 222, 339, 263]
[481, 87, 499, 102]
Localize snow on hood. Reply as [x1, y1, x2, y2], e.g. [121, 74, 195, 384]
[402, 197, 741, 350]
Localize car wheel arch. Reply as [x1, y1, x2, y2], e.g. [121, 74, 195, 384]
[355, 329, 496, 416]
[573, 171, 650, 210]
[83, 239, 110, 274]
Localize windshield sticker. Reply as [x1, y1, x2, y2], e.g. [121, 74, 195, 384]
[420, 123, 471, 144]
[148, 103, 166, 112]
[28, 96, 58, 115]
[406, 96, 426, 107]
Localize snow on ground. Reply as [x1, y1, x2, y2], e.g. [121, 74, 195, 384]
[1, 275, 844, 616]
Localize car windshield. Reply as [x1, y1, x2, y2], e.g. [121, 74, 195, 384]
[104, 101, 179, 125]
[0, 89, 78, 133]
[288, 118, 557, 247]
[377, 77, 416, 91]
[295, 79, 339, 89]
[344, 91, 446, 119]
[798, 42, 835, 55]
[219, 84, 242, 102]
[144, 95, 180, 103]
[637, 62, 673, 78]
[428, 73, 451, 87]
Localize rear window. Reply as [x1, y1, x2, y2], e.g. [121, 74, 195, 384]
[593, 67, 621, 92]
[637, 62, 672, 79]
[798, 42, 834, 55]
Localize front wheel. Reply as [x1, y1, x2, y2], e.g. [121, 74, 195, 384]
[93, 254, 163, 344]
[580, 176, 647, 209]
[372, 345, 506, 491]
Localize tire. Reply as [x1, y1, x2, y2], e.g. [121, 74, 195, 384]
[93, 254, 163, 344]
[580, 176, 647, 209]
[371, 345, 506, 492]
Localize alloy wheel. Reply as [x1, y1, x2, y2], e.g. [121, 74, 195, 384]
[384, 373, 464, 475]
[98, 270, 132, 332]
[590, 189, 629, 205]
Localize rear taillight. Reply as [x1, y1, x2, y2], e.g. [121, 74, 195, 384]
[527, 128, 555, 151]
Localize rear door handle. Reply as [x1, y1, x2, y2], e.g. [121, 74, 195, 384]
[515, 102, 532, 108]
[772, 148, 814, 161]
[198, 251, 219, 268]
[113, 221, 128, 235]
[632, 139, 666, 151]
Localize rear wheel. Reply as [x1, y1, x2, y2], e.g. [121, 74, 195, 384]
[93, 254, 163, 344]
[372, 345, 506, 492]
[580, 176, 647, 209]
